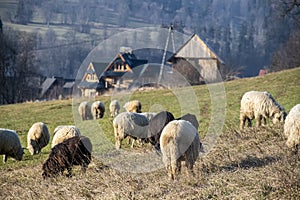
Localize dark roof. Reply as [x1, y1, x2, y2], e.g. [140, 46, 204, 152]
[90, 62, 108, 78]
[63, 81, 75, 89]
[40, 77, 56, 98]
[102, 52, 148, 76]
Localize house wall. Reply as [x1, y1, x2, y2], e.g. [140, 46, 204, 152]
[197, 59, 220, 83]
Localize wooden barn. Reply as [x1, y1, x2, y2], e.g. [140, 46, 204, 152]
[40, 77, 75, 100]
[78, 48, 148, 97]
[168, 33, 224, 84]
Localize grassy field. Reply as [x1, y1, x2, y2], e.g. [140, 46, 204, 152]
[0, 67, 299, 199]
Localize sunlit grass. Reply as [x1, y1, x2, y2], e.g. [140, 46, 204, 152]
[0, 67, 299, 199]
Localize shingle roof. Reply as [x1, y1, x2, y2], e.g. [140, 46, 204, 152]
[168, 33, 224, 64]
[63, 81, 75, 89]
[40, 77, 56, 98]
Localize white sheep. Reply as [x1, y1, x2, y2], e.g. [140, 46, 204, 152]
[160, 120, 202, 180]
[91, 100, 105, 119]
[78, 101, 92, 120]
[284, 104, 300, 153]
[123, 100, 142, 113]
[131, 112, 157, 145]
[51, 125, 81, 148]
[113, 112, 149, 149]
[0, 128, 24, 163]
[240, 91, 286, 129]
[109, 100, 120, 117]
[27, 122, 50, 155]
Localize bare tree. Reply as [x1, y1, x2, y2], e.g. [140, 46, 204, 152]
[0, 28, 40, 104]
[271, 30, 300, 71]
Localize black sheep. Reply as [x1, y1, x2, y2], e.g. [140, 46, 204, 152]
[42, 136, 92, 178]
[176, 113, 199, 130]
[147, 111, 175, 150]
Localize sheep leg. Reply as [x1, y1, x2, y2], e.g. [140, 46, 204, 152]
[240, 114, 247, 129]
[166, 164, 174, 180]
[255, 115, 262, 127]
[185, 160, 194, 176]
[115, 137, 121, 149]
[262, 117, 267, 126]
[246, 117, 252, 128]
[3, 155, 8, 163]
[130, 138, 136, 148]
[114, 126, 122, 149]
[169, 161, 180, 180]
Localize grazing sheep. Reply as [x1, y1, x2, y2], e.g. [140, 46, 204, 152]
[128, 112, 157, 146]
[91, 100, 105, 119]
[27, 122, 50, 155]
[284, 104, 300, 153]
[0, 128, 24, 163]
[109, 100, 120, 117]
[113, 112, 149, 149]
[140, 112, 157, 121]
[123, 100, 142, 113]
[42, 136, 92, 178]
[147, 111, 175, 150]
[160, 120, 202, 180]
[78, 101, 92, 120]
[51, 125, 81, 148]
[176, 113, 199, 130]
[240, 91, 286, 129]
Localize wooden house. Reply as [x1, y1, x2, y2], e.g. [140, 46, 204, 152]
[168, 33, 224, 84]
[78, 48, 148, 97]
[40, 77, 64, 100]
[40, 77, 75, 100]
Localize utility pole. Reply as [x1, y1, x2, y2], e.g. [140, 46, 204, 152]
[157, 24, 175, 85]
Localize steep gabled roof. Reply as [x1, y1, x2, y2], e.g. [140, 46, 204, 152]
[168, 33, 224, 64]
[40, 77, 56, 98]
[88, 62, 108, 78]
[102, 52, 148, 76]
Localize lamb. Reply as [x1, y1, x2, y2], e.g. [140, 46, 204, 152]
[109, 100, 120, 117]
[78, 101, 92, 120]
[240, 91, 286, 129]
[51, 125, 81, 148]
[147, 111, 175, 150]
[42, 136, 92, 178]
[91, 100, 105, 119]
[123, 100, 142, 113]
[27, 122, 50, 155]
[113, 112, 149, 149]
[284, 104, 300, 153]
[0, 128, 24, 163]
[160, 120, 202, 180]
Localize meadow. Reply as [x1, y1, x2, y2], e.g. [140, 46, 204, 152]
[0, 67, 299, 199]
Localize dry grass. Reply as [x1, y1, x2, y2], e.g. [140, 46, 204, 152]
[0, 67, 299, 199]
[1, 125, 300, 199]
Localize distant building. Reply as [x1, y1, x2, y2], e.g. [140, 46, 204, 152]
[39, 77, 75, 100]
[168, 33, 224, 84]
[78, 48, 148, 97]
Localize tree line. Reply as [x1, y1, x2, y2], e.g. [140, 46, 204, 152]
[0, 27, 91, 104]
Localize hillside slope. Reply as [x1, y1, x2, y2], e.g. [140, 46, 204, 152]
[0, 67, 299, 199]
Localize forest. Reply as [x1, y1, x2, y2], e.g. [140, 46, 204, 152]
[0, 0, 299, 104]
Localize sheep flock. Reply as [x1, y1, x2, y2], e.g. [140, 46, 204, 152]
[0, 90, 298, 182]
